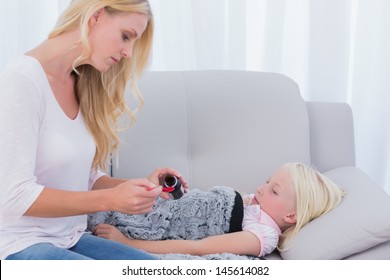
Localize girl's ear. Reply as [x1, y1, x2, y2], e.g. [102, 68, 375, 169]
[284, 212, 297, 224]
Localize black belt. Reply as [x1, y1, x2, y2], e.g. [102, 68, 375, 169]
[228, 191, 244, 233]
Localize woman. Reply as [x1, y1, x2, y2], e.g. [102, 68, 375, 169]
[0, 0, 186, 260]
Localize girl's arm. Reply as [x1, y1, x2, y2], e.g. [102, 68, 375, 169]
[94, 224, 261, 256]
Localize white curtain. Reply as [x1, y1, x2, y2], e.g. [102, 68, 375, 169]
[0, 0, 71, 70]
[1, 0, 389, 194]
[149, 0, 390, 194]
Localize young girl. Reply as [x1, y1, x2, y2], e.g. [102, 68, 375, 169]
[90, 162, 345, 257]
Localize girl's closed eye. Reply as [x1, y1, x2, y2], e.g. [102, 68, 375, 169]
[272, 188, 278, 195]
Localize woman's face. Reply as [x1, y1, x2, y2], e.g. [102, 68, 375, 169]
[87, 8, 148, 72]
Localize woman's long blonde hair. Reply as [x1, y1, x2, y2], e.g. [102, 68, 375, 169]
[278, 162, 345, 251]
[49, 0, 154, 170]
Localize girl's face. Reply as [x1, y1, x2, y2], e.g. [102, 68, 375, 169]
[87, 8, 148, 72]
[253, 166, 297, 229]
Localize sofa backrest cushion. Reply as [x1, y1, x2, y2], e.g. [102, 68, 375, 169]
[307, 102, 356, 172]
[113, 71, 311, 193]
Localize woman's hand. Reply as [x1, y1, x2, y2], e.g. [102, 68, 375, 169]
[94, 224, 129, 244]
[109, 178, 162, 214]
[147, 167, 189, 199]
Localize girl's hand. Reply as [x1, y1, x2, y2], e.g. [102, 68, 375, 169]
[147, 167, 189, 199]
[93, 224, 128, 244]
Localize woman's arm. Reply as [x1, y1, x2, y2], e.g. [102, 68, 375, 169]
[94, 224, 261, 256]
[92, 167, 189, 190]
[24, 179, 162, 218]
[91, 175, 127, 190]
[25, 166, 190, 218]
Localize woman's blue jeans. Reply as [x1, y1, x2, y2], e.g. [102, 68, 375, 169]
[5, 233, 157, 260]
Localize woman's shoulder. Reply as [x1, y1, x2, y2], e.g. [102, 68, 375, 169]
[1, 55, 45, 80]
[1, 55, 48, 97]
[0, 55, 49, 113]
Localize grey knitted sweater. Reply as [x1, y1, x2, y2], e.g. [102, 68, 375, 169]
[87, 186, 237, 240]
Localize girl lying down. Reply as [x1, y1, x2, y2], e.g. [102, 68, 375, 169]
[88, 162, 345, 258]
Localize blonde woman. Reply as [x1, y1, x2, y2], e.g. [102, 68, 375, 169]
[0, 0, 186, 260]
[91, 163, 345, 258]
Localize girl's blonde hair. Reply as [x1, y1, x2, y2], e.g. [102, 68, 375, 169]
[49, 0, 154, 170]
[278, 162, 345, 251]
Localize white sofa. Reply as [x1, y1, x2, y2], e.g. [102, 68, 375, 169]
[111, 70, 390, 259]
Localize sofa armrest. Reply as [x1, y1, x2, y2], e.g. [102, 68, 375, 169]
[306, 102, 355, 172]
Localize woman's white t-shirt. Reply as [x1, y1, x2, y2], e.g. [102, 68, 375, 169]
[0, 55, 104, 259]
